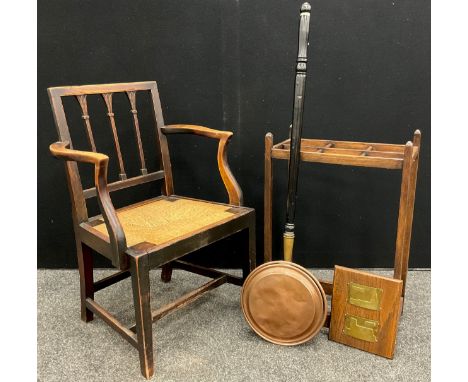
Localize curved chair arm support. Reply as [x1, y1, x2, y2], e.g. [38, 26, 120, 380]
[161, 124, 243, 206]
[50, 141, 127, 267]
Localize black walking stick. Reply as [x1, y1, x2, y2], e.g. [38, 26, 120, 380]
[283, 1, 311, 261]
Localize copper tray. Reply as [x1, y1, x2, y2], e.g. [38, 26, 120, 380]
[241, 261, 327, 345]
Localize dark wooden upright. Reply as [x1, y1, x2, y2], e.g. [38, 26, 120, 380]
[48, 81, 256, 379]
[284, 3, 311, 239]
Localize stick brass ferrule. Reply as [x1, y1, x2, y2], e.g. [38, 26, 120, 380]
[283, 232, 295, 262]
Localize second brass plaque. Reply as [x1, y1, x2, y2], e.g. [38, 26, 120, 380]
[344, 314, 379, 342]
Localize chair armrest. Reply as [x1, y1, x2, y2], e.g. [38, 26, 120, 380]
[50, 141, 109, 164]
[161, 124, 232, 139]
[50, 141, 127, 266]
[161, 124, 243, 206]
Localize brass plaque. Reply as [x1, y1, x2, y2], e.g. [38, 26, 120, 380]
[343, 314, 379, 343]
[348, 282, 383, 311]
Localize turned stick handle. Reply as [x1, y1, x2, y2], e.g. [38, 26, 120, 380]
[283, 2, 311, 261]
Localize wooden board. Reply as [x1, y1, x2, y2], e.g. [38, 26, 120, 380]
[329, 265, 403, 359]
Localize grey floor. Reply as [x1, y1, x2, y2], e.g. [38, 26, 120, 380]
[38, 269, 430, 382]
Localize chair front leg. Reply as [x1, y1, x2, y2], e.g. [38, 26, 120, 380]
[77, 242, 94, 322]
[130, 254, 154, 379]
[243, 215, 257, 281]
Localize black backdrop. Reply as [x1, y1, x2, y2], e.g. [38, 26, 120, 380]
[38, 0, 430, 269]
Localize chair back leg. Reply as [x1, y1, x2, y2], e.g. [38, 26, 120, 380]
[161, 262, 173, 283]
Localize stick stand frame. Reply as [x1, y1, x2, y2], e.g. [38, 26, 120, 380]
[264, 130, 421, 326]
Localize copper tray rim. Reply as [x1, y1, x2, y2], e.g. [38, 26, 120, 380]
[241, 261, 327, 346]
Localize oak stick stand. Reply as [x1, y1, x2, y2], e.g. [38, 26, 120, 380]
[264, 130, 421, 326]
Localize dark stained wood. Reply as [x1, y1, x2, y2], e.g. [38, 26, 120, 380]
[130, 255, 154, 379]
[93, 269, 131, 292]
[85, 298, 138, 348]
[48, 81, 257, 379]
[318, 279, 333, 295]
[126, 90, 148, 175]
[78, 222, 114, 260]
[82, 170, 165, 199]
[151, 276, 226, 321]
[76, 95, 97, 152]
[246, 216, 257, 278]
[160, 263, 173, 283]
[150, 83, 174, 196]
[174, 260, 243, 286]
[129, 275, 228, 333]
[102, 93, 127, 180]
[77, 242, 94, 322]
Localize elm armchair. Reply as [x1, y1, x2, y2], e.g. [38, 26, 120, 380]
[48, 81, 256, 379]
